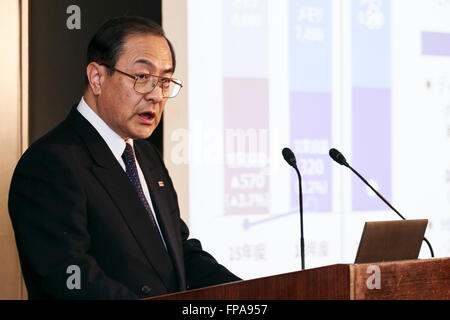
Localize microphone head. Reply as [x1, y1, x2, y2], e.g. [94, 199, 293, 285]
[282, 147, 297, 168]
[329, 148, 349, 167]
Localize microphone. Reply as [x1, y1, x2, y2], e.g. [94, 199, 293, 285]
[282, 147, 297, 168]
[329, 148, 434, 258]
[329, 148, 349, 167]
[282, 147, 305, 270]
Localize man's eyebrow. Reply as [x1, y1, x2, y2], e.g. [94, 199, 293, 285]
[134, 59, 174, 74]
[134, 59, 154, 67]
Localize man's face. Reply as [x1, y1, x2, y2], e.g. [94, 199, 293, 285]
[96, 34, 173, 140]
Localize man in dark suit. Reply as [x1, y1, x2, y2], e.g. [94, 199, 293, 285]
[8, 16, 240, 299]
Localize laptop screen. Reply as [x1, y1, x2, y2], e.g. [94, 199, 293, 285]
[355, 219, 428, 264]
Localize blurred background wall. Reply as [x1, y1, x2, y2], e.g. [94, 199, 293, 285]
[0, 0, 23, 300]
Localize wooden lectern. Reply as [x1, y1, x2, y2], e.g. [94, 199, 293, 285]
[149, 258, 449, 300]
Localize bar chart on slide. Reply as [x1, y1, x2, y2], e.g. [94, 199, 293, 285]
[184, 0, 450, 279]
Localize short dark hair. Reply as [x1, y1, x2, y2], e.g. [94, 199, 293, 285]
[86, 16, 176, 76]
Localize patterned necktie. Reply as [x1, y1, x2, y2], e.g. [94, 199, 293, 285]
[121, 143, 158, 228]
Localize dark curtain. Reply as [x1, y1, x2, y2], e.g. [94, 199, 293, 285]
[29, 0, 163, 152]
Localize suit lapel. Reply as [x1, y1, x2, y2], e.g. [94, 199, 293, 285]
[65, 107, 176, 290]
[90, 166, 176, 289]
[134, 143, 186, 290]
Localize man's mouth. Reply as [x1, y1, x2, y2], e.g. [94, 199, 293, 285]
[137, 111, 156, 124]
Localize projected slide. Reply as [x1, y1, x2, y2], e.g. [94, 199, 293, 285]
[183, 0, 450, 279]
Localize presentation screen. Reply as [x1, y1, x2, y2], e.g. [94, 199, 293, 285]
[168, 0, 450, 279]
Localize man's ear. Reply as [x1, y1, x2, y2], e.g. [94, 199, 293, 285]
[86, 62, 105, 96]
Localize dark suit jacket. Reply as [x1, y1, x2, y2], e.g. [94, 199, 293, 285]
[8, 107, 240, 299]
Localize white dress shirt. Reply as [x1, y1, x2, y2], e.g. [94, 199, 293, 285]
[76, 97, 167, 248]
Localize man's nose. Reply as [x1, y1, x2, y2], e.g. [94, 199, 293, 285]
[144, 82, 164, 103]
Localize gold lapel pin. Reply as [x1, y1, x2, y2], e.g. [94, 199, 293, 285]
[158, 181, 165, 187]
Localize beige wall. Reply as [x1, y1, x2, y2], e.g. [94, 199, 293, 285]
[162, 0, 189, 225]
[0, 0, 27, 300]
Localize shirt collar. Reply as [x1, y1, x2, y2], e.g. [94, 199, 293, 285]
[76, 97, 133, 162]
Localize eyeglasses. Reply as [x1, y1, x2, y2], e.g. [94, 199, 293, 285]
[99, 63, 183, 98]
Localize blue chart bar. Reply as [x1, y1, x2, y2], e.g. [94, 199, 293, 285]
[288, 0, 332, 212]
[351, 0, 391, 211]
[422, 31, 450, 57]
